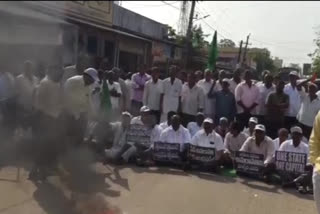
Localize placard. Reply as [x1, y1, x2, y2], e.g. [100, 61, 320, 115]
[235, 151, 264, 174]
[187, 144, 215, 164]
[126, 124, 152, 147]
[275, 151, 307, 174]
[153, 142, 181, 162]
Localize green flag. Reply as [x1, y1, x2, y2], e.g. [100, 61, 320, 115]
[100, 81, 112, 113]
[207, 30, 218, 71]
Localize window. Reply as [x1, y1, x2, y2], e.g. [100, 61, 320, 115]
[87, 36, 98, 55]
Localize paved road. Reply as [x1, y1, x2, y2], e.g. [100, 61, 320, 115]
[0, 164, 317, 214]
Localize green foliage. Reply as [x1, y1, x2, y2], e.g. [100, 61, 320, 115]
[191, 24, 209, 48]
[249, 48, 276, 75]
[218, 39, 236, 48]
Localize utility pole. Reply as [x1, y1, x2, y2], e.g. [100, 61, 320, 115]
[242, 33, 251, 67]
[237, 40, 243, 63]
[184, 0, 196, 70]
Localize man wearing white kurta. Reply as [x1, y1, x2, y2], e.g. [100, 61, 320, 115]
[160, 66, 182, 122]
[197, 69, 215, 118]
[181, 72, 204, 127]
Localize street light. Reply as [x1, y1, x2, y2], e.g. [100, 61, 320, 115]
[193, 14, 210, 22]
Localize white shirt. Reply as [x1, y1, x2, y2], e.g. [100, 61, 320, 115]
[0, 72, 16, 100]
[150, 125, 162, 148]
[224, 132, 248, 154]
[64, 75, 91, 119]
[159, 121, 169, 130]
[108, 80, 122, 109]
[235, 82, 260, 114]
[187, 122, 202, 137]
[297, 91, 320, 127]
[35, 76, 63, 118]
[228, 79, 239, 95]
[191, 129, 224, 151]
[125, 79, 133, 109]
[143, 79, 163, 111]
[243, 127, 254, 137]
[240, 136, 275, 164]
[162, 78, 183, 114]
[284, 84, 302, 117]
[197, 79, 214, 116]
[130, 116, 143, 125]
[15, 74, 39, 111]
[257, 84, 275, 115]
[278, 140, 309, 155]
[181, 83, 204, 116]
[160, 125, 191, 152]
[62, 65, 77, 85]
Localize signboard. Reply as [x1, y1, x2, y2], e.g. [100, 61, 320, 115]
[26, 1, 113, 26]
[187, 144, 215, 165]
[275, 151, 307, 174]
[303, 63, 312, 75]
[153, 142, 181, 162]
[235, 151, 264, 174]
[126, 124, 152, 147]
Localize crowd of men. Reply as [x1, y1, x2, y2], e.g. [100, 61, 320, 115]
[0, 59, 320, 196]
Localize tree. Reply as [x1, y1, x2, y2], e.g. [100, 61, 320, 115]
[289, 63, 302, 72]
[310, 27, 320, 74]
[191, 24, 209, 48]
[249, 48, 275, 76]
[218, 39, 236, 48]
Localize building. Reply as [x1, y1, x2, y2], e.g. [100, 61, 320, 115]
[273, 57, 283, 69]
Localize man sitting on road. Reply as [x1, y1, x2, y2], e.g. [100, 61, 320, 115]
[240, 124, 275, 181]
[159, 111, 176, 130]
[243, 117, 258, 137]
[223, 121, 249, 168]
[215, 117, 229, 140]
[273, 128, 289, 151]
[190, 118, 225, 172]
[187, 112, 205, 137]
[278, 126, 312, 193]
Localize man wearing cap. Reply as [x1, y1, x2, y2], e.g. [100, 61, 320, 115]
[143, 67, 163, 124]
[187, 112, 205, 137]
[256, 73, 275, 124]
[131, 106, 152, 125]
[278, 126, 312, 192]
[265, 80, 289, 139]
[215, 117, 229, 140]
[197, 69, 215, 119]
[214, 70, 227, 91]
[208, 78, 236, 124]
[64, 68, 99, 146]
[160, 65, 183, 122]
[240, 124, 275, 177]
[235, 70, 260, 130]
[284, 71, 302, 129]
[191, 118, 225, 171]
[243, 117, 258, 137]
[160, 114, 191, 153]
[297, 82, 320, 139]
[180, 72, 205, 127]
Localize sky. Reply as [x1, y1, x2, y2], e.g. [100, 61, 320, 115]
[121, 1, 320, 67]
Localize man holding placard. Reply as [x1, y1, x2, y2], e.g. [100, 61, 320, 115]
[239, 124, 275, 180]
[190, 118, 225, 172]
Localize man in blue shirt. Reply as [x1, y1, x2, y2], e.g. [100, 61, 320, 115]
[208, 78, 236, 125]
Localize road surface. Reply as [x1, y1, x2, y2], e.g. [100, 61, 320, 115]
[0, 164, 317, 214]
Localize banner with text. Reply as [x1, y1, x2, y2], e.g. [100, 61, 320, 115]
[153, 142, 181, 162]
[275, 151, 307, 174]
[235, 151, 264, 175]
[187, 144, 215, 165]
[126, 124, 152, 148]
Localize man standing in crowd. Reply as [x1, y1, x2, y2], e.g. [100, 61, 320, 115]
[310, 111, 320, 214]
[297, 82, 320, 139]
[124, 72, 134, 111]
[197, 69, 215, 119]
[15, 60, 39, 129]
[30, 63, 64, 180]
[64, 68, 99, 146]
[181, 72, 204, 127]
[191, 118, 225, 171]
[228, 68, 242, 95]
[208, 78, 236, 124]
[214, 70, 227, 91]
[284, 71, 302, 129]
[160, 114, 191, 153]
[105, 70, 122, 120]
[235, 70, 260, 130]
[131, 64, 151, 116]
[256, 74, 275, 124]
[187, 112, 205, 137]
[113, 67, 128, 112]
[243, 117, 258, 137]
[265, 80, 289, 139]
[195, 70, 204, 83]
[224, 121, 248, 167]
[160, 65, 182, 122]
[143, 67, 163, 123]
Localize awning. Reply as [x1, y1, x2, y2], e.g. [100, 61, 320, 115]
[0, 2, 74, 27]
